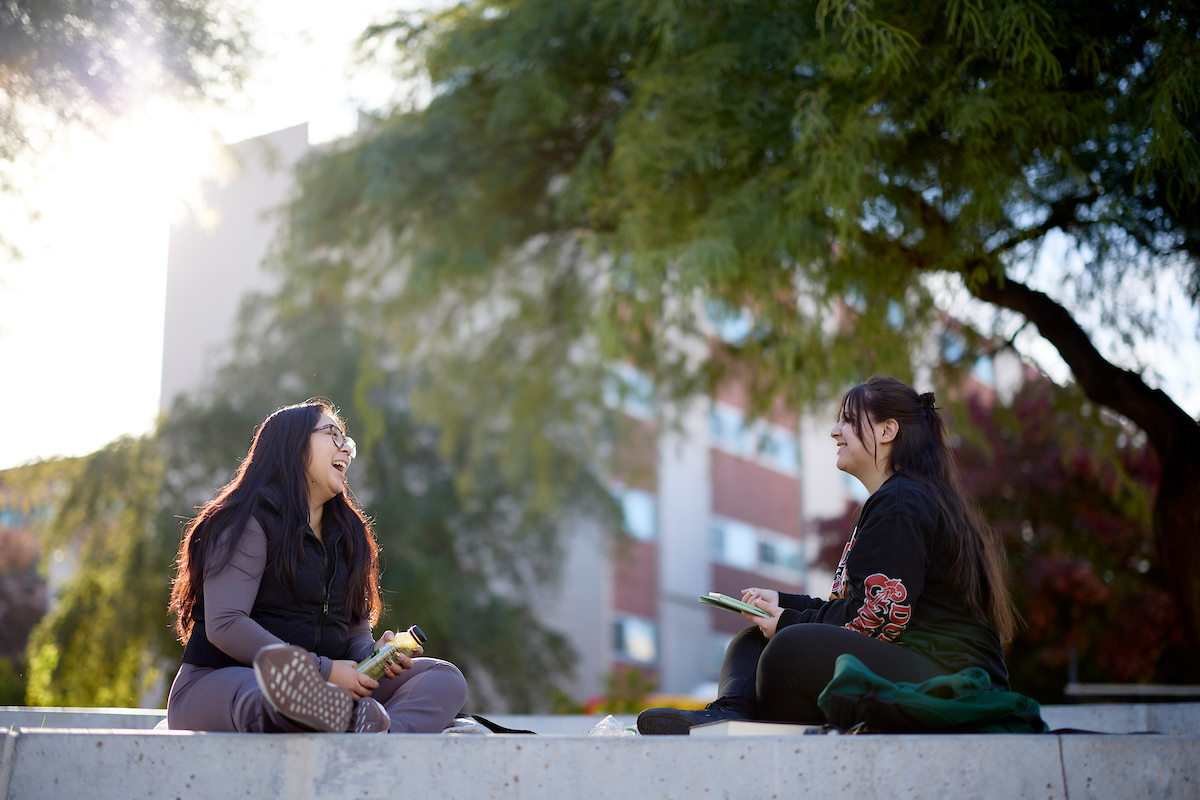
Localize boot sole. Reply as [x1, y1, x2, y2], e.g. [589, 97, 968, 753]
[254, 644, 353, 733]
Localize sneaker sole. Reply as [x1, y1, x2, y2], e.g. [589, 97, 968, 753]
[254, 644, 353, 733]
[351, 697, 390, 734]
[636, 710, 697, 736]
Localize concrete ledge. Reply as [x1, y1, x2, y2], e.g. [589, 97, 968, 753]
[0, 732, 13, 800]
[0, 708, 620, 735]
[1040, 703, 1200, 735]
[0, 729, 1051, 799]
[1060, 736, 1198, 800]
[4, 707, 1199, 799]
[3, 729, 1198, 800]
[8, 703, 1200, 735]
[0, 707, 166, 731]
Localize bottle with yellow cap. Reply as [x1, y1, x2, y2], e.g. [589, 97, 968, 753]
[355, 624, 427, 681]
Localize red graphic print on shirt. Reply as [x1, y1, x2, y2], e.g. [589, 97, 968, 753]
[845, 573, 911, 641]
[829, 530, 858, 599]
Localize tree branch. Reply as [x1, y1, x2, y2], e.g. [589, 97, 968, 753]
[880, 187, 1198, 457]
[988, 188, 1101, 257]
[966, 270, 1198, 459]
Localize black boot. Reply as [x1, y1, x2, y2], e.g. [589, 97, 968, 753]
[637, 700, 748, 735]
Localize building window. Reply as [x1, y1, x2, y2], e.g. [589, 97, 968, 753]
[709, 404, 748, 454]
[710, 402, 799, 474]
[613, 616, 658, 664]
[710, 517, 757, 570]
[619, 488, 658, 541]
[712, 516, 806, 581]
[756, 428, 800, 473]
[758, 535, 804, 576]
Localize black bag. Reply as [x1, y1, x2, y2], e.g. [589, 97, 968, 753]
[454, 713, 537, 734]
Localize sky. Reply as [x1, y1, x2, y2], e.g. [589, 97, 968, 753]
[933, 232, 1200, 416]
[0, 0, 409, 470]
[1, 3, 1198, 470]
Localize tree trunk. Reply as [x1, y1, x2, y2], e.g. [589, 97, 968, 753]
[969, 273, 1200, 644]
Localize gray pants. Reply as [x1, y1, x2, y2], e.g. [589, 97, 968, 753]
[167, 657, 468, 733]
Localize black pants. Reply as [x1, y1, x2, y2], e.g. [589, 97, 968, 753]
[719, 624, 945, 723]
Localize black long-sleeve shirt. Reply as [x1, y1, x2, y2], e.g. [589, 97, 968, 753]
[779, 474, 1009, 687]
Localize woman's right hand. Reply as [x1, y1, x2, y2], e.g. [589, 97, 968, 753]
[742, 587, 779, 607]
[373, 630, 421, 679]
[328, 659, 379, 698]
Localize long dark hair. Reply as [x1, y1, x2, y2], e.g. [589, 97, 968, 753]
[169, 400, 382, 642]
[840, 376, 1018, 644]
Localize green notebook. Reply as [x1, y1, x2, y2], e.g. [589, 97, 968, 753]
[699, 592, 771, 618]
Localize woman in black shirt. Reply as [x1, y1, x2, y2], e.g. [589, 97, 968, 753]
[639, 377, 1016, 734]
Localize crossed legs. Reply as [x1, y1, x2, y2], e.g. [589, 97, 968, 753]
[719, 624, 945, 723]
[167, 654, 467, 733]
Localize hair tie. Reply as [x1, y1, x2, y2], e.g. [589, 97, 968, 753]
[919, 392, 936, 413]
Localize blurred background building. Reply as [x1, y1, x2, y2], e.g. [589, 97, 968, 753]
[157, 122, 865, 703]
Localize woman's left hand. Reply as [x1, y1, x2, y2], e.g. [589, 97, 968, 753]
[374, 630, 421, 679]
[743, 597, 783, 640]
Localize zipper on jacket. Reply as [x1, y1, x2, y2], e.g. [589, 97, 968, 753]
[309, 528, 334, 651]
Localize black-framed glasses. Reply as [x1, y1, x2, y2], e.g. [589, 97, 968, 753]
[313, 424, 357, 459]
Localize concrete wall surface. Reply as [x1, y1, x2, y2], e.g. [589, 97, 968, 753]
[0, 709, 622, 735]
[8, 703, 1200, 735]
[3, 729, 1198, 800]
[0, 707, 165, 731]
[1040, 703, 1200, 736]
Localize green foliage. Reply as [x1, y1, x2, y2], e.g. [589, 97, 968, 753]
[287, 0, 1200, 639]
[0, 511, 46, 705]
[956, 378, 1191, 699]
[23, 266, 618, 709]
[302, 0, 1197, 434]
[590, 666, 658, 714]
[548, 665, 658, 714]
[25, 437, 173, 706]
[0, 657, 27, 705]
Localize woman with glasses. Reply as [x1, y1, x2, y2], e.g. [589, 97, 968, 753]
[166, 400, 467, 733]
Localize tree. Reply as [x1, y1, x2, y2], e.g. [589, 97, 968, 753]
[0, 498, 48, 704]
[24, 268, 616, 710]
[1, 0, 249, 198]
[955, 377, 1188, 699]
[24, 438, 172, 706]
[281, 0, 1200, 642]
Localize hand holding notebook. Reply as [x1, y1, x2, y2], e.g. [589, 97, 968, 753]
[698, 592, 771, 618]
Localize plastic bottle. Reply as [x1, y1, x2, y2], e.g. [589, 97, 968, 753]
[587, 714, 638, 736]
[355, 624, 427, 680]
